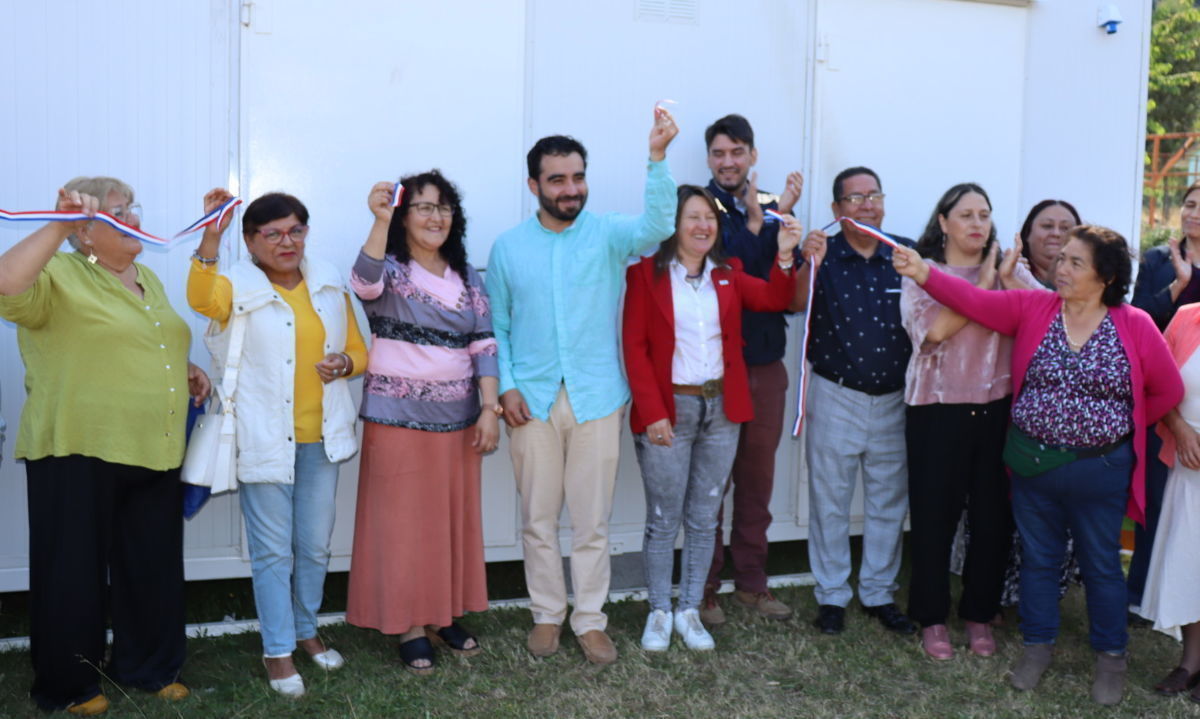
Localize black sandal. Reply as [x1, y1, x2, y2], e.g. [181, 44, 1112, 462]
[426, 622, 482, 657]
[398, 636, 436, 676]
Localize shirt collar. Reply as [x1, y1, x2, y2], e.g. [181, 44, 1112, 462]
[670, 257, 712, 284]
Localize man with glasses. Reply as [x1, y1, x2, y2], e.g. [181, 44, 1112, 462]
[486, 106, 678, 665]
[698, 114, 804, 625]
[799, 167, 916, 636]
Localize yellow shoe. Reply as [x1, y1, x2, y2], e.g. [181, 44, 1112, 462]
[66, 694, 109, 716]
[155, 682, 189, 701]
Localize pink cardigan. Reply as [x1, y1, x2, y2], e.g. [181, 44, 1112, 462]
[1155, 303, 1200, 467]
[924, 269, 1184, 525]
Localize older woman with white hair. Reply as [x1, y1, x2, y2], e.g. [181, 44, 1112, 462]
[0, 177, 210, 715]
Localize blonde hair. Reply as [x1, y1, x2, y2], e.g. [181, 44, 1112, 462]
[61, 176, 135, 249]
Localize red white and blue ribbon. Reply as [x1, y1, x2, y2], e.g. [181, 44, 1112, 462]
[832, 216, 902, 249]
[0, 209, 173, 247]
[173, 196, 242, 238]
[1, 197, 244, 248]
[790, 216, 902, 436]
[390, 182, 405, 208]
[791, 256, 818, 437]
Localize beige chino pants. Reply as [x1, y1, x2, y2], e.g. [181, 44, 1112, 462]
[509, 386, 623, 634]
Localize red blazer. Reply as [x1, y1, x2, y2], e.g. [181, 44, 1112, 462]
[623, 255, 796, 434]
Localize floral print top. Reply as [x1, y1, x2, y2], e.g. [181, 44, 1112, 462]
[1011, 312, 1133, 447]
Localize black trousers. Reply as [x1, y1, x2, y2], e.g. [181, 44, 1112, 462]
[905, 398, 1013, 628]
[26, 455, 185, 710]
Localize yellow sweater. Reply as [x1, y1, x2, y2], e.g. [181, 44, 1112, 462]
[187, 260, 367, 442]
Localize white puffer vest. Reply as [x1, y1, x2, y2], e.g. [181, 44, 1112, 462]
[203, 255, 359, 483]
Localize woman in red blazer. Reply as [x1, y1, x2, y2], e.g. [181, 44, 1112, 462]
[623, 184, 804, 652]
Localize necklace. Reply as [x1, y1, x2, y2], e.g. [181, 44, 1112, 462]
[1060, 309, 1087, 351]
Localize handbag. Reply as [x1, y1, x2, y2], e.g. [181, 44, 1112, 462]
[180, 310, 248, 495]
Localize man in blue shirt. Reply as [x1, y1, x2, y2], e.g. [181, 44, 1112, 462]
[697, 114, 805, 625]
[486, 106, 678, 665]
[799, 167, 916, 636]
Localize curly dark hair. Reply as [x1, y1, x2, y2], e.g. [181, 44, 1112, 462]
[914, 183, 997, 264]
[652, 185, 729, 275]
[385, 169, 469, 281]
[1018, 199, 1081, 265]
[1065, 224, 1132, 307]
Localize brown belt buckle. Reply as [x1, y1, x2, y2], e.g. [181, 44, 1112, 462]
[701, 379, 722, 399]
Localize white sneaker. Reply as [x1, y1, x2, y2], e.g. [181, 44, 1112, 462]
[641, 609, 672, 651]
[674, 608, 715, 650]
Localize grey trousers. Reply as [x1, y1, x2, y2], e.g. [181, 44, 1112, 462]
[635, 394, 740, 612]
[805, 374, 908, 608]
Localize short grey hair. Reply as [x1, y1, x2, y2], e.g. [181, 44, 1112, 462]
[61, 176, 135, 250]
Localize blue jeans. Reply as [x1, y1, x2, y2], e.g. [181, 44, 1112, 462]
[635, 394, 739, 612]
[1012, 442, 1131, 652]
[239, 442, 340, 656]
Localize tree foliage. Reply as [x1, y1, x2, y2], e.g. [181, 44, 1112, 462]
[1148, 0, 1200, 135]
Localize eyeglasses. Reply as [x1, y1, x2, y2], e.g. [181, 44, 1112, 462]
[839, 192, 886, 206]
[410, 202, 454, 218]
[256, 225, 309, 244]
[108, 203, 143, 222]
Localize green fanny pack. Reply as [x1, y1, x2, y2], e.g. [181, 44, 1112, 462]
[1002, 425, 1130, 478]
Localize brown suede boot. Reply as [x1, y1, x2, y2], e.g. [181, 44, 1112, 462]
[1091, 651, 1127, 706]
[1010, 643, 1054, 691]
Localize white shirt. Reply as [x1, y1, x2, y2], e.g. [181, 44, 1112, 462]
[669, 258, 724, 385]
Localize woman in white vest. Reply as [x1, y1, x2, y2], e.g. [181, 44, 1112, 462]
[187, 189, 368, 698]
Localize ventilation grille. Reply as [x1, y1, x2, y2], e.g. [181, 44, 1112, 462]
[636, 0, 699, 24]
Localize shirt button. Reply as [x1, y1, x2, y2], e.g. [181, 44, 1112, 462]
[169, 387, 176, 392]
[165, 364, 171, 370]
[155, 321, 161, 327]
[169, 410, 176, 415]
[165, 432, 171, 437]
[287, 436, 293, 442]
[286, 359, 293, 364]
[160, 344, 166, 349]
[144, 305, 151, 310]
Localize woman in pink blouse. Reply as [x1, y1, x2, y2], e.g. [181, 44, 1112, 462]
[900, 183, 1038, 661]
[894, 225, 1182, 707]
[346, 171, 499, 676]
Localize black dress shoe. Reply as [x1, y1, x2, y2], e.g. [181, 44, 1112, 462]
[812, 604, 845, 634]
[862, 603, 916, 634]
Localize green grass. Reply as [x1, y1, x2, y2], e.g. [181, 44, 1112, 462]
[0, 583, 1195, 718]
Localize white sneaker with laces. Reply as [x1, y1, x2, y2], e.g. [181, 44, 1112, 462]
[674, 608, 715, 650]
[641, 609, 672, 651]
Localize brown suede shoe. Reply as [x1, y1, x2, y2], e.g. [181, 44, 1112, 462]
[699, 592, 726, 626]
[576, 629, 618, 665]
[67, 695, 109, 716]
[155, 682, 190, 701]
[1092, 651, 1127, 706]
[527, 623, 561, 658]
[733, 590, 793, 620]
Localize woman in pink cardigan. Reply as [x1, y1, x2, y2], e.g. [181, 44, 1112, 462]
[893, 225, 1183, 707]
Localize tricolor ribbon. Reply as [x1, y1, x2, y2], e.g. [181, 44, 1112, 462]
[1, 197, 244, 248]
[173, 196, 242, 238]
[791, 217, 903, 436]
[0, 209, 172, 247]
[791, 257, 818, 437]
[391, 182, 405, 208]
[831, 216, 902, 249]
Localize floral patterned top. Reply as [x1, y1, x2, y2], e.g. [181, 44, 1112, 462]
[1011, 313, 1133, 447]
[350, 251, 498, 432]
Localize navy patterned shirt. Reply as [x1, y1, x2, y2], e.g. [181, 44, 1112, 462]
[807, 231, 913, 394]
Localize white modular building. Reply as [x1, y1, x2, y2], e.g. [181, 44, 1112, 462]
[0, 0, 1152, 591]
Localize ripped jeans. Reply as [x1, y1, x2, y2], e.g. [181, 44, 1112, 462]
[635, 394, 740, 612]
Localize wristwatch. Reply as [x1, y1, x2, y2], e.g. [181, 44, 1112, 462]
[486, 403, 504, 417]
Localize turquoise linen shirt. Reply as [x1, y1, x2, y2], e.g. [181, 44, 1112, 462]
[486, 159, 677, 423]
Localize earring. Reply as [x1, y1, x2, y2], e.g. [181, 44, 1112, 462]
[84, 242, 97, 264]
[942, 233, 948, 248]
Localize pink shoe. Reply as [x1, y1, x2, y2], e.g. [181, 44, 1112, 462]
[921, 624, 954, 660]
[965, 620, 996, 656]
